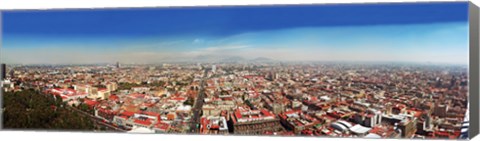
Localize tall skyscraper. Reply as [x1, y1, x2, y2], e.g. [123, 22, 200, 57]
[212, 65, 216, 73]
[9, 69, 14, 79]
[116, 62, 120, 68]
[1, 63, 6, 80]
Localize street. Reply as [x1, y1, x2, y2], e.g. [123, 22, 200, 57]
[188, 69, 208, 133]
[28, 82, 126, 132]
[66, 106, 127, 132]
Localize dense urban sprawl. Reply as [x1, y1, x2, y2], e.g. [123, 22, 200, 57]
[1, 62, 469, 139]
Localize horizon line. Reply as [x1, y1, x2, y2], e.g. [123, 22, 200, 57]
[2, 60, 469, 66]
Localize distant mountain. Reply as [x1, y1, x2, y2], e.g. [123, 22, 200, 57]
[252, 57, 273, 62]
[222, 56, 246, 62]
[191, 55, 246, 63]
[165, 55, 277, 63]
[193, 55, 212, 60]
[191, 55, 217, 62]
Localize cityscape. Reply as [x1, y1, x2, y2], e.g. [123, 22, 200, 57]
[0, 2, 471, 140]
[0, 62, 470, 138]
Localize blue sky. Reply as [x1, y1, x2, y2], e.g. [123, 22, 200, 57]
[1, 2, 469, 64]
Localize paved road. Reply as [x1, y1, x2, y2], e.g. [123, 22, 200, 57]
[24, 72, 207, 133]
[188, 69, 208, 133]
[28, 84, 126, 132]
[66, 106, 127, 132]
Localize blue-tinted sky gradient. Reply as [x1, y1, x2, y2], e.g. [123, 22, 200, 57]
[1, 2, 470, 64]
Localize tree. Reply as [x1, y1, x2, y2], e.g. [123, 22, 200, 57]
[2, 90, 96, 131]
[79, 103, 91, 113]
[183, 98, 194, 106]
[54, 95, 63, 106]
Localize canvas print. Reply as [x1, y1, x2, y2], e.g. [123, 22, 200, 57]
[0, 2, 470, 140]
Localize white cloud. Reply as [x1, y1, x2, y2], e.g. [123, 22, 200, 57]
[203, 45, 250, 52]
[193, 38, 204, 44]
[1, 22, 468, 65]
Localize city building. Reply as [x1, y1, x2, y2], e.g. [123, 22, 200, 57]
[200, 116, 229, 135]
[230, 107, 283, 134]
[1, 63, 5, 80]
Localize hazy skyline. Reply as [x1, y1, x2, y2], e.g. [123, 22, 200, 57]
[1, 2, 469, 65]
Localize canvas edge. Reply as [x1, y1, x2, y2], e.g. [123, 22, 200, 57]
[468, 1, 479, 140]
[0, 1, 475, 141]
[0, 10, 4, 131]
